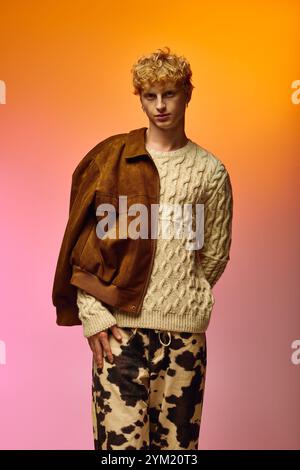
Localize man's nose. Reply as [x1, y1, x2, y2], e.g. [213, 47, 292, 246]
[156, 97, 166, 109]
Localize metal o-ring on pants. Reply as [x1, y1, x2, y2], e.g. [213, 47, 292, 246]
[156, 329, 172, 347]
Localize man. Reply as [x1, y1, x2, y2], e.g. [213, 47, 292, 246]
[52, 47, 233, 450]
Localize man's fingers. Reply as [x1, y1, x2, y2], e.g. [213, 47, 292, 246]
[88, 335, 104, 369]
[110, 325, 122, 342]
[87, 328, 118, 368]
[99, 331, 114, 364]
[92, 337, 103, 369]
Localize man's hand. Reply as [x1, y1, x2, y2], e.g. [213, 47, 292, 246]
[88, 325, 122, 369]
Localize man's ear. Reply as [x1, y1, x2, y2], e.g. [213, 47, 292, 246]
[139, 95, 146, 112]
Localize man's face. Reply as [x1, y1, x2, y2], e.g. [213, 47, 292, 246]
[140, 80, 188, 129]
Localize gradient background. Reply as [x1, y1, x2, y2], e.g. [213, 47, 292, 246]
[0, 0, 299, 450]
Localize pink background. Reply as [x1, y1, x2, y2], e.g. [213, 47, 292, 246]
[0, 1, 299, 449]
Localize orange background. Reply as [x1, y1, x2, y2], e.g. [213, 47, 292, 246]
[0, 1, 299, 449]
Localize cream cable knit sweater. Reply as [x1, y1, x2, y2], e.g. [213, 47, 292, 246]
[77, 139, 233, 337]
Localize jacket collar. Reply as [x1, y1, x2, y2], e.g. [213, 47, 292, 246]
[123, 127, 149, 159]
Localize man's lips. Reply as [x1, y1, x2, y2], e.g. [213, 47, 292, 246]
[155, 114, 170, 117]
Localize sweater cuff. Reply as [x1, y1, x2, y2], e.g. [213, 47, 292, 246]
[76, 288, 117, 338]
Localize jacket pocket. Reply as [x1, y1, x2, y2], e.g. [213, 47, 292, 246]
[73, 194, 133, 285]
[91, 193, 152, 289]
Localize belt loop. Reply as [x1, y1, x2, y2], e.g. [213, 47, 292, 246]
[128, 327, 138, 343]
[132, 327, 138, 338]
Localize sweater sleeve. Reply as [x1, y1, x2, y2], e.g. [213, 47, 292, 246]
[198, 164, 233, 288]
[76, 288, 117, 338]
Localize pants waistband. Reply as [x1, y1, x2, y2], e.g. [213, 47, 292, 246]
[129, 328, 172, 347]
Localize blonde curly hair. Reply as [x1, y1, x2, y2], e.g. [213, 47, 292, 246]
[131, 46, 194, 103]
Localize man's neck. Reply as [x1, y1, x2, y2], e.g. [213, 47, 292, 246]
[145, 126, 189, 152]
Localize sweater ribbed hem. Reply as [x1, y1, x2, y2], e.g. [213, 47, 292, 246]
[111, 308, 213, 333]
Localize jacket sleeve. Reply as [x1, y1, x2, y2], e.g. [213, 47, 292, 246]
[77, 288, 117, 337]
[52, 156, 100, 326]
[198, 163, 233, 289]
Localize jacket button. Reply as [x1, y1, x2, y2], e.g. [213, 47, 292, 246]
[131, 305, 136, 311]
